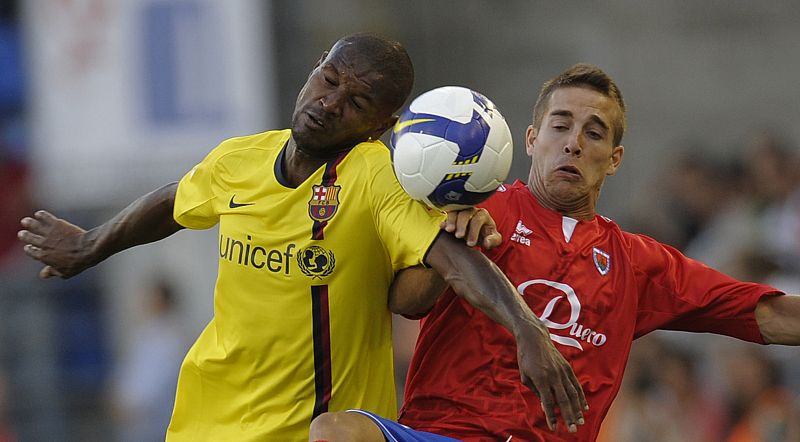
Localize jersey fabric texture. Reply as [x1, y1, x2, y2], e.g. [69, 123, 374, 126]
[168, 129, 444, 441]
[400, 180, 782, 442]
[346, 409, 461, 442]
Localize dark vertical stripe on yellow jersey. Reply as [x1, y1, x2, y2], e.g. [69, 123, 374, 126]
[311, 284, 332, 420]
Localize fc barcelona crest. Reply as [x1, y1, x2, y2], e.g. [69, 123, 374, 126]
[592, 247, 611, 276]
[308, 185, 341, 222]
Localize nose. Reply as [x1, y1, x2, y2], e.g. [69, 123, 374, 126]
[563, 131, 582, 156]
[320, 91, 343, 116]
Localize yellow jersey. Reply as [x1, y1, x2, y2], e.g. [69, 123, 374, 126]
[167, 130, 443, 441]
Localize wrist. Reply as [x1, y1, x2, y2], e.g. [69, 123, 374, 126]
[82, 227, 107, 267]
[511, 313, 549, 341]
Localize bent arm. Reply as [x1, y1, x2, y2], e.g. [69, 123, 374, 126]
[19, 182, 183, 279]
[756, 294, 800, 345]
[389, 206, 502, 317]
[388, 266, 446, 318]
[425, 232, 537, 334]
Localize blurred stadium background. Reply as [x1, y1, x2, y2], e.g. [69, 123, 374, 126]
[1, 1, 800, 440]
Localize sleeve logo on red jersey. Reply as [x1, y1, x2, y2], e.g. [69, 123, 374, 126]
[592, 247, 611, 276]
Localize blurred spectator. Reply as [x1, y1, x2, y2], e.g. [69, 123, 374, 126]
[109, 279, 189, 442]
[685, 130, 800, 281]
[598, 336, 726, 442]
[744, 132, 800, 273]
[630, 145, 740, 251]
[722, 346, 800, 442]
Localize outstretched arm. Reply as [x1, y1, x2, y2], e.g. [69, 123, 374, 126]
[425, 231, 587, 433]
[18, 182, 183, 279]
[756, 294, 800, 345]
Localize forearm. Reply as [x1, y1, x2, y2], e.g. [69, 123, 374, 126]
[425, 232, 545, 336]
[756, 294, 800, 345]
[389, 266, 447, 317]
[86, 182, 184, 264]
[426, 233, 588, 431]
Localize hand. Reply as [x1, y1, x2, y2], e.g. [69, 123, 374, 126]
[515, 322, 588, 433]
[18, 210, 96, 279]
[441, 207, 501, 250]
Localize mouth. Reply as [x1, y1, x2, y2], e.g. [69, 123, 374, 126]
[556, 165, 582, 177]
[304, 111, 325, 129]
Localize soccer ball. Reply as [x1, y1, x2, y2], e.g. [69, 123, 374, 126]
[390, 86, 513, 211]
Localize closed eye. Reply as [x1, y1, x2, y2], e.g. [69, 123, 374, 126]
[587, 130, 603, 140]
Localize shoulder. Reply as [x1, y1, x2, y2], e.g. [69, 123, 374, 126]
[206, 129, 289, 171]
[480, 180, 522, 212]
[618, 228, 665, 250]
[213, 129, 290, 158]
[348, 139, 392, 167]
[345, 139, 395, 183]
[617, 227, 690, 274]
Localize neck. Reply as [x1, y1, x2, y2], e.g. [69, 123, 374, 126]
[283, 138, 330, 187]
[527, 174, 598, 221]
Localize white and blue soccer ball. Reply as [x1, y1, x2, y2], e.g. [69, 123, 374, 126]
[390, 86, 513, 211]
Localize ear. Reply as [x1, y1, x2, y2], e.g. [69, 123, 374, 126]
[606, 145, 624, 176]
[525, 125, 537, 157]
[371, 115, 399, 140]
[314, 51, 329, 69]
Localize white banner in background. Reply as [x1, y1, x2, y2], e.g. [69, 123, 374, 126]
[24, 0, 275, 208]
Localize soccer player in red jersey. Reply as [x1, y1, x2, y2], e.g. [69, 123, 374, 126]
[310, 64, 800, 441]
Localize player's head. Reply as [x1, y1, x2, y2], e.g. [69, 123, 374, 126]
[531, 64, 626, 146]
[525, 64, 625, 217]
[291, 33, 414, 157]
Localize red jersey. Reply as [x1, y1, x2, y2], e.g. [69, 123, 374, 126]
[399, 181, 781, 441]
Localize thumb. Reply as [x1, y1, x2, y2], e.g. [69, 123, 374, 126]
[40, 266, 64, 279]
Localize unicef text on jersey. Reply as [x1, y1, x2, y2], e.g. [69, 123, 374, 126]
[218, 234, 336, 279]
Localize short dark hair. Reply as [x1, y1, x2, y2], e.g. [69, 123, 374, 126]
[532, 64, 626, 146]
[336, 33, 414, 112]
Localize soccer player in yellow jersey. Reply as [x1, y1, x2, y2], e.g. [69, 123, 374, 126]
[18, 33, 586, 440]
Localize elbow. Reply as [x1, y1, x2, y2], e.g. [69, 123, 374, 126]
[388, 297, 428, 320]
[388, 286, 436, 318]
[388, 292, 413, 315]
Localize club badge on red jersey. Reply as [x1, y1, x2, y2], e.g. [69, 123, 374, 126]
[308, 185, 341, 222]
[593, 247, 611, 275]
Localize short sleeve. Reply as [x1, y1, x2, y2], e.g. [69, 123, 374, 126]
[630, 233, 783, 343]
[369, 161, 445, 272]
[173, 142, 229, 230]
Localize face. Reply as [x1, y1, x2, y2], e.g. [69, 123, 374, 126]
[291, 43, 399, 157]
[526, 86, 624, 213]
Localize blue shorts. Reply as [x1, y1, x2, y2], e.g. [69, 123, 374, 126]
[346, 409, 461, 442]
